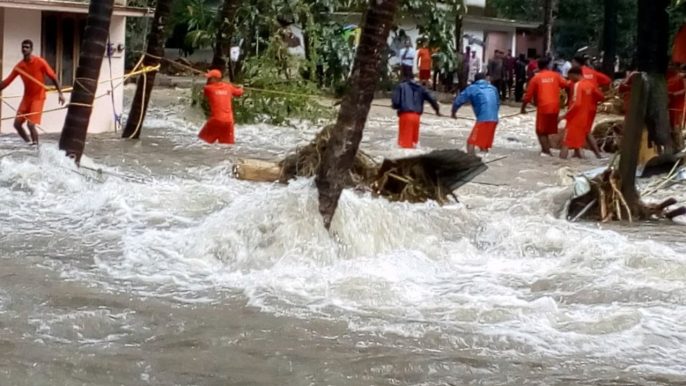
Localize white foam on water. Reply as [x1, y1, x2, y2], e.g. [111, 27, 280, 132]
[3, 111, 686, 376]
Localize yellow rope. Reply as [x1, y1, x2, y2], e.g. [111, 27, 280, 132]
[0, 64, 160, 121]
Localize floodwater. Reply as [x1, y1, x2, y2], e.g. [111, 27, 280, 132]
[1, 88, 686, 385]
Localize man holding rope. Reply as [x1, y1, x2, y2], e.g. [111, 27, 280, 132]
[0, 40, 65, 145]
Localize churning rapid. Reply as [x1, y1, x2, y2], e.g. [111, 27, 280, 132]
[1, 89, 686, 385]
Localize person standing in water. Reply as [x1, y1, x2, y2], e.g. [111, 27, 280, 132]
[198, 69, 244, 145]
[521, 57, 570, 156]
[558, 67, 604, 159]
[0, 39, 65, 145]
[391, 73, 441, 149]
[451, 73, 500, 155]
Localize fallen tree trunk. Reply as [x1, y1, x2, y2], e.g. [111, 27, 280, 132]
[234, 128, 488, 205]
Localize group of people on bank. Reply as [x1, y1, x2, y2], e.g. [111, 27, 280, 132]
[390, 28, 686, 160]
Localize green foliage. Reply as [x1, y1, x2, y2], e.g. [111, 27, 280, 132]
[490, 0, 638, 60]
[191, 37, 334, 126]
[125, 0, 155, 70]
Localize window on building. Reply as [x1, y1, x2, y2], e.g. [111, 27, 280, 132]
[42, 12, 87, 86]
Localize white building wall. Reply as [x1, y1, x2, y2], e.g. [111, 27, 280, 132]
[1, 9, 126, 134]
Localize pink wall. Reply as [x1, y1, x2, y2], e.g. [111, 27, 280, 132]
[484, 31, 510, 62]
[515, 31, 543, 58]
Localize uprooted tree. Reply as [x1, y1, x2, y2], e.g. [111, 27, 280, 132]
[571, 0, 676, 222]
[59, 0, 115, 163]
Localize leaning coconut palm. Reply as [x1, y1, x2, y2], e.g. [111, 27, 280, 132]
[122, 0, 174, 139]
[313, 0, 399, 229]
[59, 0, 115, 163]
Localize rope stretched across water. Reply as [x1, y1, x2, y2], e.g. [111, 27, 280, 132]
[0, 57, 159, 123]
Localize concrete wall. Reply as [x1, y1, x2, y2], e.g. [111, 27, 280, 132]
[1, 9, 126, 134]
[515, 30, 543, 58]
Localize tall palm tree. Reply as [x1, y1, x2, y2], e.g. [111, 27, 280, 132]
[601, 0, 618, 77]
[542, 0, 554, 54]
[618, 0, 671, 213]
[315, 0, 399, 229]
[59, 0, 115, 163]
[210, 0, 239, 78]
[121, 0, 174, 139]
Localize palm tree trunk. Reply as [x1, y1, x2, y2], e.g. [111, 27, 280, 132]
[601, 0, 618, 77]
[121, 0, 173, 139]
[618, 0, 671, 212]
[315, 0, 399, 229]
[210, 0, 239, 77]
[456, 13, 466, 91]
[58, 0, 114, 163]
[542, 0, 554, 54]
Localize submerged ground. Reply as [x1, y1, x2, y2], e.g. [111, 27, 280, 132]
[1, 86, 686, 385]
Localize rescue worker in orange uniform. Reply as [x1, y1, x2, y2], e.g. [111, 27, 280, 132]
[558, 67, 605, 159]
[521, 57, 570, 156]
[198, 69, 244, 145]
[667, 62, 685, 130]
[451, 73, 500, 155]
[416, 41, 432, 87]
[571, 55, 610, 158]
[0, 39, 65, 145]
[391, 73, 441, 149]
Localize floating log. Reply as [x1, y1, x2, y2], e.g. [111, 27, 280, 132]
[232, 158, 281, 183]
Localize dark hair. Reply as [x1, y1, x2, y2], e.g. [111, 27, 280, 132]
[568, 66, 583, 76]
[538, 57, 551, 70]
[21, 39, 33, 48]
[475, 72, 487, 81]
[573, 54, 587, 66]
[519, 53, 526, 61]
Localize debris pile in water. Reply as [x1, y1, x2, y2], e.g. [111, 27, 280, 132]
[568, 164, 686, 223]
[234, 125, 487, 204]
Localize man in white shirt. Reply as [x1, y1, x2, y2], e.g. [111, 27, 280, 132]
[559, 58, 572, 78]
[398, 39, 416, 79]
[469, 50, 481, 83]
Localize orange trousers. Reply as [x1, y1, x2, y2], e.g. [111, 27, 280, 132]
[199, 118, 235, 144]
[398, 112, 421, 149]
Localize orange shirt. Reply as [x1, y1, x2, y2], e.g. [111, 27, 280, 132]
[3, 56, 57, 100]
[417, 48, 432, 70]
[582, 66, 611, 88]
[204, 82, 244, 122]
[523, 69, 570, 114]
[566, 78, 604, 133]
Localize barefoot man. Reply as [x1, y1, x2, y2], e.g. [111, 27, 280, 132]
[521, 57, 569, 156]
[558, 67, 604, 159]
[0, 39, 65, 145]
[451, 73, 500, 155]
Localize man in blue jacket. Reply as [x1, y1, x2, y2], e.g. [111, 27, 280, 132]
[392, 74, 441, 149]
[451, 73, 500, 155]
